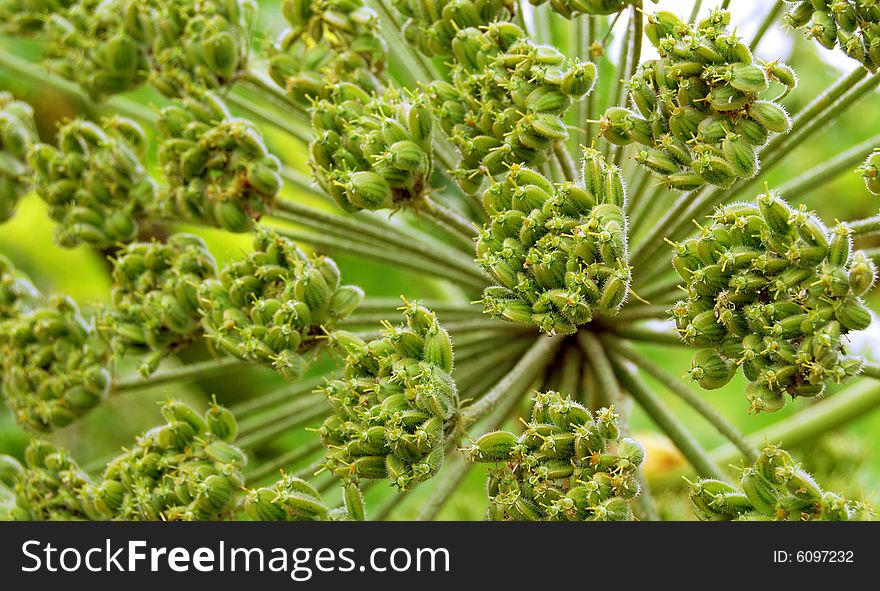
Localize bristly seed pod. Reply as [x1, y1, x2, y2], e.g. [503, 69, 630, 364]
[199, 230, 363, 379]
[317, 302, 459, 490]
[600, 9, 796, 190]
[468, 391, 643, 521]
[859, 149, 880, 195]
[689, 443, 870, 521]
[477, 151, 631, 335]
[670, 190, 874, 413]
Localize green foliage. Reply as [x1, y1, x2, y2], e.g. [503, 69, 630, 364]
[783, 1, 880, 72]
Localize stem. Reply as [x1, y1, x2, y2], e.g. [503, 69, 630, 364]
[750, 1, 785, 51]
[605, 17, 632, 162]
[461, 335, 563, 423]
[606, 338, 760, 463]
[414, 455, 471, 521]
[609, 356, 726, 480]
[230, 373, 334, 419]
[271, 198, 481, 277]
[226, 91, 312, 144]
[849, 214, 880, 237]
[777, 133, 880, 199]
[111, 357, 247, 394]
[554, 142, 578, 182]
[629, 186, 702, 275]
[863, 363, 880, 380]
[454, 339, 534, 393]
[688, 0, 704, 23]
[413, 195, 479, 240]
[610, 325, 686, 347]
[236, 404, 329, 450]
[237, 393, 326, 438]
[245, 440, 324, 484]
[264, 224, 488, 289]
[613, 2, 643, 171]
[614, 304, 671, 323]
[653, 378, 880, 486]
[557, 346, 583, 399]
[577, 331, 619, 409]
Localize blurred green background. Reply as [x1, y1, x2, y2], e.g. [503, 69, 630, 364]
[1, 1, 880, 519]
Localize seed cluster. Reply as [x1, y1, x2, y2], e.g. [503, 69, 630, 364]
[89, 400, 247, 521]
[144, 0, 255, 98]
[466, 391, 643, 521]
[103, 234, 218, 376]
[689, 444, 870, 521]
[0, 292, 109, 432]
[601, 10, 795, 191]
[671, 191, 876, 413]
[391, 0, 514, 57]
[0, 440, 95, 521]
[157, 93, 282, 232]
[317, 303, 458, 490]
[29, 117, 156, 248]
[477, 151, 630, 335]
[0, 91, 37, 222]
[268, 0, 386, 106]
[784, 1, 880, 72]
[245, 476, 365, 521]
[0, 0, 254, 99]
[199, 230, 363, 379]
[428, 22, 595, 194]
[310, 84, 434, 212]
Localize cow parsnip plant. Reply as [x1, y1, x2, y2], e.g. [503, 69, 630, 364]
[1, 0, 880, 522]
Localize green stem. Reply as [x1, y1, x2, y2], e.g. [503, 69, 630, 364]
[264, 223, 488, 289]
[357, 298, 476, 314]
[750, 1, 785, 51]
[849, 214, 880, 237]
[554, 141, 578, 182]
[226, 91, 312, 145]
[605, 19, 632, 162]
[610, 325, 685, 346]
[606, 338, 760, 463]
[236, 404, 330, 450]
[864, 247, 880, 265]
[653, 378, 880, 486]
[688, 0, 704, 23]
[111, 357, 247, 394]
[609, 356, 726, 480]
[415, 455, 471, 521]
[557, 346, 583, 399]
[777, 133, 880, 199]
[613, 2, 643, 171]
[413, 194, 479, 240]
[629, 187, 702, 275]
[271, 198, 480, 277]
[454, 338, 534, 392]
[863, 363, 880, 380]
[577, 331, 619, 409]
[237, 393, 326, 438]
[614, 304, 671, 323]
[230, 373, 334, 419]
[245, 440, 324, 484]
[462, 335, 563, 423]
